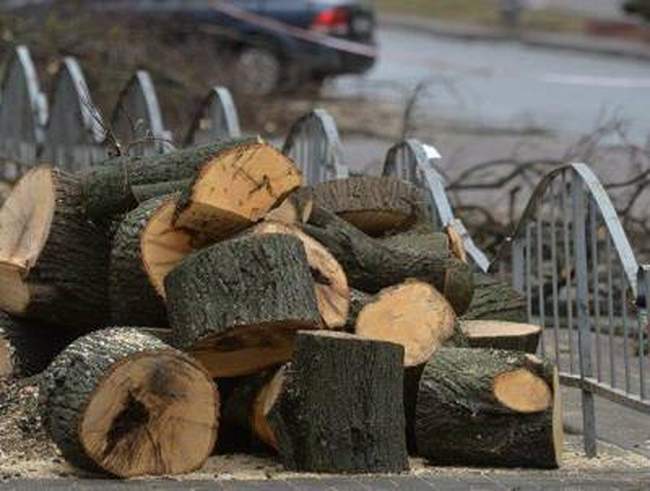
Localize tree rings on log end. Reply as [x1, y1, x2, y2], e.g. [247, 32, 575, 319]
[355, 280, 457, 367]
[461, 320, 542, 353]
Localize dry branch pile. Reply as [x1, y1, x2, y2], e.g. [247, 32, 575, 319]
[0, 138, 562, 478]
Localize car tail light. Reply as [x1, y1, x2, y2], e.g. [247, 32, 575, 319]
[311, 7, 350, 35]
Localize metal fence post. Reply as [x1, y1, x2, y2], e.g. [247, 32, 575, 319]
[571, 177, 597, 457]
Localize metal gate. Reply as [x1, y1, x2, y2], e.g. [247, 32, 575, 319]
[185, 86, 241, 145]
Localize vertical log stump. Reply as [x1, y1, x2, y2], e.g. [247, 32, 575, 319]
[266, 331, 409, 473]
[174, 140, 302, 242]
[462, 272, 527, 323]
[460, 320, 542, 353]
[39, 328, 219, 478]
[0, 166, 110, 327]
[249, 221, 349, 329]
[165, 234, 322, 377]
[303, 176, 429, 236]
[415, 348, 563, 469]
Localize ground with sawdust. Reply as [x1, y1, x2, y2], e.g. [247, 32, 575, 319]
[1, 375, 648, 482]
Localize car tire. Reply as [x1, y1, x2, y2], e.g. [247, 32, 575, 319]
[233, 46, 282, 96]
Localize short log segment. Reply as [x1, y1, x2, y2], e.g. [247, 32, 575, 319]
[165, 234, 322, 377]
[415, 348, 563, 469]
[81, 138, 259, 221]
[300, 176, 429, 236]
[462, 272, 527, 323]
[249, 221, 349, 329]
[174, 141, 302, 242]
[302, 206, 474, 315]
[0, 312, 82, 378]
[460, 320, 542, 353]
[0, 167, 110, 327]
[378, 227, 450, 257]
[39, 328, 219, 478]
[266, 331, 409, 473]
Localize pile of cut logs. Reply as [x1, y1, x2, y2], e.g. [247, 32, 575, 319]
[0, 137, 563, 478]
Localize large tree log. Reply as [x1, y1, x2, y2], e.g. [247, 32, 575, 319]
[265, 189, 313, 225]
[266, 331, 409, 473]
[462, 272, 527, 323]
[460, 320, 542, 353]
[0, 312, 82, 378]
[297, 176, 429, 236]
[173, 141, 302, 242]
[249, 221, 349, 329]
[81, 137, 258, 221]
[302, 206, 474, 315]
[378, 226, 450, 257]
[109, 195, 190, 326]
[39, 328, 219, 478]
[415, 348, 563, 469]
[165, 234, 322, 377]
[0, 167, 110, 327]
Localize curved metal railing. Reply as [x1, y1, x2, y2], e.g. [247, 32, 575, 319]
[282, 109, 349, 184]
[498, 162, 649, 455]
[383, 139, 491, 272]
[111, 70, 173, 156]
[41, 57, 107, 171]
[0, 45, 48, 180]
[185, 86, 240, 145]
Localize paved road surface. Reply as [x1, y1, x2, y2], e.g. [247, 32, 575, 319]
[333, 25, 650, 142]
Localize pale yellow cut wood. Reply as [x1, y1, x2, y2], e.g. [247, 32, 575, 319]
[552, 366, 564, 466]
[251, 366, 286, 450]
[355, 280, 457, 367]
[80, 351, 218, 478]
[493, 368, 553, 413]
[250, 221, 349, 329]
[461, 320, 541, 339]
[174, 142, 302, 241]
[0, 337, 12, 377]
[265, 194, 313, 225]
[141, 198, 194, 299]
[446, 225, 467, 264]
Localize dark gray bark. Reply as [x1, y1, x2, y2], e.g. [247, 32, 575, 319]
[415, 348, 561, 469]
[460, 321, 541, 353]
[267, 331, 409, 473]
[462, 273, 527, 323]
[302, 206, 474, 315]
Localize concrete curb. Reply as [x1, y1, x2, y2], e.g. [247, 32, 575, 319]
[379, 14, 650, 62]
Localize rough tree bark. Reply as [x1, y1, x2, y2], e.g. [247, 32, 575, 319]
[460, 320, 542, 353]
[165, 234, 322, 377]
[462, 272, 527, 323]
[39, 328, 219, 478]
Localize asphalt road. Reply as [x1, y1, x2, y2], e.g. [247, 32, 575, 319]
[333, 25, 650, 142]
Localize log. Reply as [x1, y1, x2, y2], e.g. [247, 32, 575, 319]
[415, 348, 563, 469]
[165, 234, 322, 377]
[299, 176, 429, 236]
[265, 189, 313, 225]
[109, 195, 189, 326]
[249, 221, 349, 329]
[0, 166, 110, 327]
[39, 328, 219, 478]
[462, 272, 527, 323]
[378, 226, 450, 257]
[445, 225, 468, 263]
[173, 140, 302, 242]
[0, 312, 82, 378]
[460, 320, 542, 353]
[302, 206, 474, 315]
[266, 331, 409, 473]
[81, 137, 259, 220]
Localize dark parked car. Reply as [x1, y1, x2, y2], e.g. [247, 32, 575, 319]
[623, 0, 650, 20]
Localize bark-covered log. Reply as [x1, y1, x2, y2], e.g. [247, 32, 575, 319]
[462, 273, 527, 323]
[131, 179, 191, 204]
[302, 206, 474, 315]
[39, 328, 219, 478]
[0, 312, 83, 378]
[415, 348, 563, 469]
[173, 140, 302, 242]
[267, 331, 409, 473]
[109, 196, 185, 327]
[265, 189, 313, 225]
[0, 167, 110, 327]
[378, 226, 450, 257]
[298, 176, 429, 236]
[81, 137, 258, 220]
[249, 221, 349, 329]
[165, 234, 322, 377]
[460, 320, 542, 353]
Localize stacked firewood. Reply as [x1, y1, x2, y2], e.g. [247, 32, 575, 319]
[0, 137, 563, 478]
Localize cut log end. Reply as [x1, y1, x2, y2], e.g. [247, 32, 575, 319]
[461, 320, 542, 353]
[174, 142, 302, 240]
[251, 221, 349, 329]
[141, 198, 193, 298]
[80, 351, 218, 477]
[251, 366, 286, 450]
[445, 226, 468, 263]
[355, 280, 457, 367]
[493, 368, 552, 413]
[265, 193, 313, 225]
[552, 367, 564, 467]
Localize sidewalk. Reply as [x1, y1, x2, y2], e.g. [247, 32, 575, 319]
[379, 13, 650, 62]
